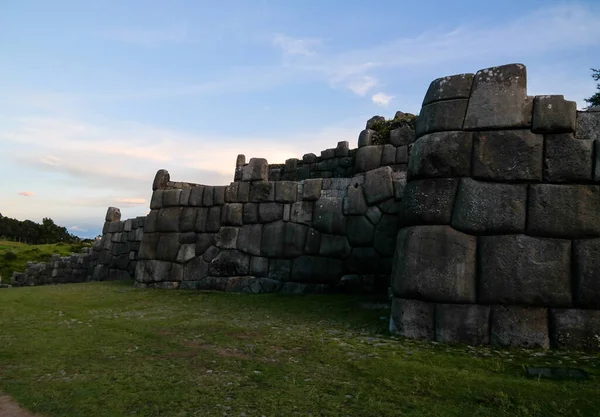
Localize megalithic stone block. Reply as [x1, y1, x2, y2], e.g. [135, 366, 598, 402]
[152, 169, 170, 190]
[422, 73, 475, 106]
[407, 131, 473, 180]
[242, 158, 269, 182]
[532, 95, 577, 133]
[490, 306, 549, 349]
[544, 134, 593, 182]
[435, 304, 490, 346]
[415, 99, 469, 139]
[463, 63, 533, 129]
[389, 298, 435, 340]
[392, 225, 476, 303]
[105, 207, 121, 222]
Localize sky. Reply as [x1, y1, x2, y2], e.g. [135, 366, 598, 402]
[1, 0, 599, 238]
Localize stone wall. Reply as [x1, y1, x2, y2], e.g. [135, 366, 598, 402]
[10, 207, 145, 286]
[90, 207, 146, 281]
[133, 134, 415, 292]
[390, 63, 600, 351]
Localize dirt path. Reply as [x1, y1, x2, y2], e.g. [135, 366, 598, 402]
[0, 393, 44, 417]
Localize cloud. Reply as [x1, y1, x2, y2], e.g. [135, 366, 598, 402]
[372, 93, 394, 106]
[104, 25, 188, 46]
[273, 34, 321, 56]
[115, 198, 147, 206]
[18, 191, 36, 197]
[69, 225, 88, 233]
[347, 76, 379, 96]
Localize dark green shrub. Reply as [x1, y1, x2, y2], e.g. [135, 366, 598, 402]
[3, 251, 17, 261]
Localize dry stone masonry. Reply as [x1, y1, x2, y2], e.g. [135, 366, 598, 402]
[8, 62, 600, 351]
[390, 63, 600, 351]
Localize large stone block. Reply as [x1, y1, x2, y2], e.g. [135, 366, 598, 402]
[213, 186, 226, 205]
[463, 63, 533, 129]
[390, 125, 415, 147]
[284, 223, 309, 258]
[303, 178, 323, 201]
[544, 134, 593, 182]
[258, 202, 284, 223]
[188, 186, 205, 207]
[183, 257, 209, 281]
[550, 309, 600, 351]
[478, 234, 571, 306]
[105, 206, 121, 222]
[202, 186, 214, 206]
[291, 256, 343, 284]
[401, 179, 459, 226]
[451, 178, 527, 234]
[268, 259, 292, 281]
[358, 129, 376, 147]
[290, 201, 313, 225]
[237, 182, 250, 202]
[194, 208, 208, 232]
[225, 183, 239, 203]
[472, 130, 543, 181]
[275, 181, 298, 203]
[304, 229, 321, 254]
[435, 304, 490, 346]
[319, 234, 351, 258]
[152, 169, 170, 191]
[242, 158, 269, 182]
[214, 227, 239, 249]
[261, 221, 285, 257]
[208, 250, 250, 276]
[532, 95, 577, 133]
[138, 233, 159, 260]
[373, 214, 400, 257]
[250, 256, 269, 277]
[389, 298, 435, 340]
[343, 185, 368, 215]
[355, 146, 383, 173]
[156, 207, 183, 232]
[422, 73, 474, 106]
[363, 166, 393, 205]
[573, 239, 600, 308]
[490, 306, 549, 349]
[346, 216, 375, 247]
[223, 203, 243, 226]
[176, 244, 196, 264]
[527, 184, 600, 238]
[149, 191, 163, 210]
[381, 144, 396, 166]
[242, 203, 258, 223]
[415, 99, 469, 139]
[237, 224, 262, 256]
[408, 131, 473, 179]
[179, 208, 198, 233]
[163, 189, 181, 207]
[135, 260, 177, 283]
[157, 234, 180, 262]
[195, 233, 214, 256]
[313, 198, 346, 235]
[205, 206, 222, 232]
[576, 111, 600, 141]
[392, 226, 476, 303]
[249, 181, 273, 203]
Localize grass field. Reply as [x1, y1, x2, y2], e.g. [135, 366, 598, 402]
[0, 281, 598, 417]
[0, 240, 91, 283]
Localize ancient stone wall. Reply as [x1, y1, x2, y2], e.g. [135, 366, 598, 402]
[133, 122, 415, 293]
[90, 207, 146, 281]
[11, 207, 145, 286]
[390, 63, 600, 351]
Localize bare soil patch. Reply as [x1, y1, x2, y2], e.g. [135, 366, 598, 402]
[0, 393, 44, 417]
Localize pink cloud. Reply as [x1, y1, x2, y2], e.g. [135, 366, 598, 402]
[18, 191, 36, 197]
[115, 198, 147, 206]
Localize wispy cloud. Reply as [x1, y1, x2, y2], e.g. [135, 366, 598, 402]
[116, 198, 147, 206]
[104, 25, 188, 46]
[347, 76, 379, 96]
[372, 93, 394, 107]
[18, 191, 36, 197]
[69, 225, 88, 233]
[272, 34, 321, 56]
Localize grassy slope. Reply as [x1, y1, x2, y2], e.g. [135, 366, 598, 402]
[0, 240, 90, 282]
[0, 282, 598, 417]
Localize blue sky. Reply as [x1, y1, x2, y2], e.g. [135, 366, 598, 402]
[1, 0, 599, 238]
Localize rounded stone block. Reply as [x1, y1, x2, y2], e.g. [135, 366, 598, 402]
[392, 225, 477, 303]
[407, 131, 473, 180]
[242, 158, 269, 182]
[550, 308, 600, 351]
[389, 298, 434, 340]
[105, 207, 121, 222]
[463, 63, 533, 130]
[152, 169, 170, 191]
[390, 125, 415, 147]
[543, 134, 593, 182]
[451, 178, 527, 234]
[435, 304, 490, 346]
[422, 73, 475, 106]
[208, 250, 250, 277]
[415, 99, 469, 139]
[527, 184, 600, 239]
[472, 130, 543, 181]
[400, 178, 459, 226]
[532, 95, 577, 134]
[490, 306, 549, 349]
[573, 239, 600, 308]
[478, 234, 571, 306]
[355, 145, 383, 173]
[363, 166, 393, 205]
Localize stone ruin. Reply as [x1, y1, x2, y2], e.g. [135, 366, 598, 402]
[11, 63, 600, 351]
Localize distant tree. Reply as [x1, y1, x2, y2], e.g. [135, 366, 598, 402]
[0, 214, 79, 244]
[584, 68, 600, 109]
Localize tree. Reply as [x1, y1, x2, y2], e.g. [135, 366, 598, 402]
[584, 68, 600, 109]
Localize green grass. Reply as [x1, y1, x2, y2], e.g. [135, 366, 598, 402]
[0, 282, 598, 416]
[0, 240, 90, 282]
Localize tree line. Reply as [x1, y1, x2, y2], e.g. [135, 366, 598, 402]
[0, 213, 80, 244]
